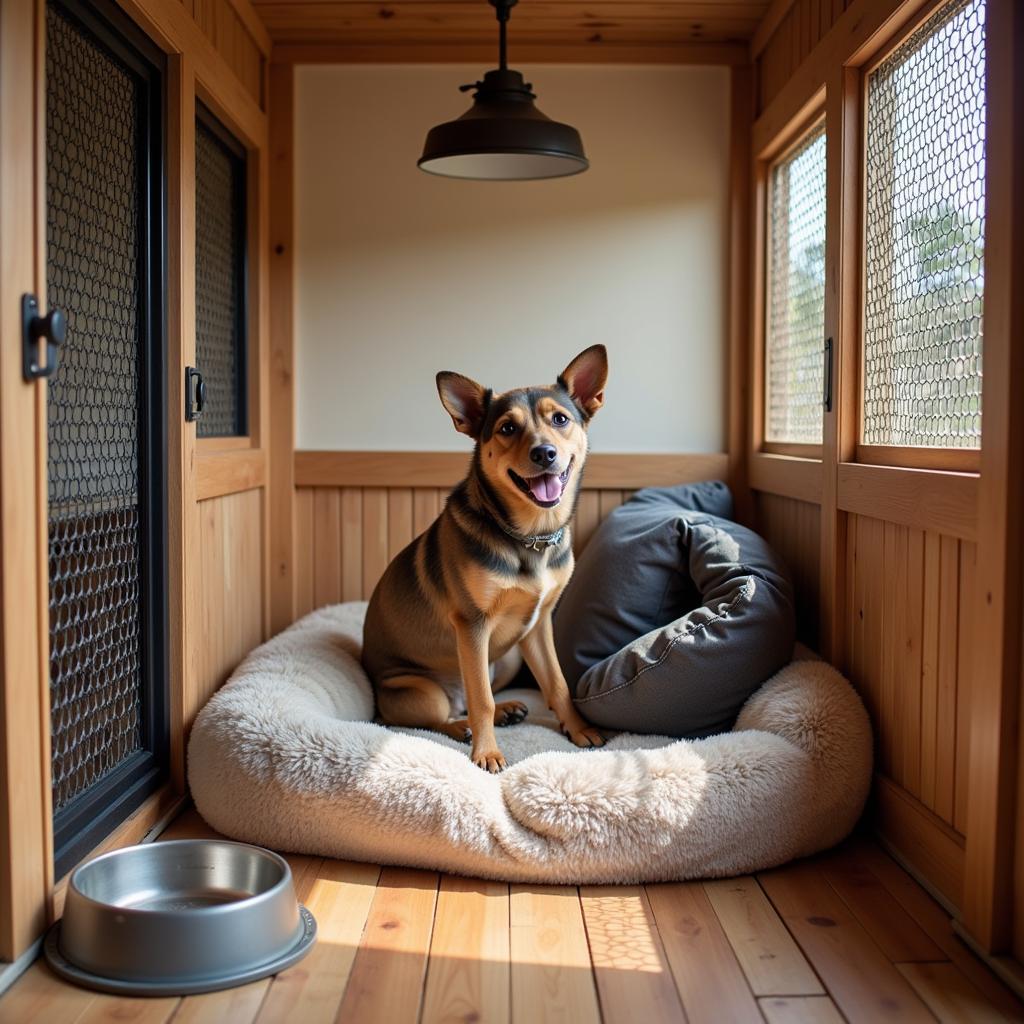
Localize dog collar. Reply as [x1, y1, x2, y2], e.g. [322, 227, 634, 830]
[500, 525, 566, 552]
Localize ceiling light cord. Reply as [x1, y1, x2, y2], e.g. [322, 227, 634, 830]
[492, 0, 515, 71]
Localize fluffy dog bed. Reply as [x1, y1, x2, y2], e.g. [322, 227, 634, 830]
[188, 603, 872, 883]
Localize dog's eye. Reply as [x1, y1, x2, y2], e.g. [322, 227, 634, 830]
[498, 421, 517, 436]
[552, 412, 570, 427]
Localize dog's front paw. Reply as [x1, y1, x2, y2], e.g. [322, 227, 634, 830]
[471, 748, 508, 773]
[494, 700, 529, 727]
[563, 723, 607, 748]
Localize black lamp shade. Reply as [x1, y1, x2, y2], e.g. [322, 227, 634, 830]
[419, 69, 588, 180]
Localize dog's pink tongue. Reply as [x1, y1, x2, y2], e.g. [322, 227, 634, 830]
[529, 473, 564, 502]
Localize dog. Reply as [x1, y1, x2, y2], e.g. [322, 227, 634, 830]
[361, 345, 609, 772]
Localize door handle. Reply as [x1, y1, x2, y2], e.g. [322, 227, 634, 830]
[23, 293, 66, 381]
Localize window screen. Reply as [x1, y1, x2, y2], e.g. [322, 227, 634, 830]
[46, 0, 167, 876]
[765, 125, 827, 445]
[195, 105, 247, 437]
[862, 0, 985, 449]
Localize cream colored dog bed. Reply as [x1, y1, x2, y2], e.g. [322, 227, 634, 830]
[188, 603, 872, 883]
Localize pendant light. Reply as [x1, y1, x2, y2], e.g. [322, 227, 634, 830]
[418, 0, 588, 180]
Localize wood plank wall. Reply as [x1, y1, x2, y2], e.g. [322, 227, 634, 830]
[179, 0, 266, 106]
[195, 490, 265, 713]
[293, 484, 642, 614]
[754, 493, 820, 645]
[756, 0, 852, 112]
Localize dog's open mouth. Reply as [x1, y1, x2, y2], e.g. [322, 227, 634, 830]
[508, 457, 575, 508]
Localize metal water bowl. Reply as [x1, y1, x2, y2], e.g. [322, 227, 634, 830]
[44, 839, 316, 996]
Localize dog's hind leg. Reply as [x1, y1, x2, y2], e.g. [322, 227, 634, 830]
[376, 674, 472, 742]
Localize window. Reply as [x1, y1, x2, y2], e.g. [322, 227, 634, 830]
[765, 124, 827, 446]
[862, 0, 985, 450]
[195, 104, 248, 438]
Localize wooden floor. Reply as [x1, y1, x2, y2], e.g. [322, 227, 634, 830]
[2, 809, 1022, 1024]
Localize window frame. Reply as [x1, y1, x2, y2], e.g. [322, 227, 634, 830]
[853, 0, 985, 474]
[755, 107, 828, 463]
[194, 99, 251, 443]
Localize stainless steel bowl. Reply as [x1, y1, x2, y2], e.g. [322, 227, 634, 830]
[44, 839, 316, 996]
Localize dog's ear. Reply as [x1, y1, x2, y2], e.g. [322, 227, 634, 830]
[559, 345, 608, 419]
[437, 372, 490, 439]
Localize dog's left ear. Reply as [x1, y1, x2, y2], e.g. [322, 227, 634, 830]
[559, 345, 608, 419]
[437, 371, 490, 439]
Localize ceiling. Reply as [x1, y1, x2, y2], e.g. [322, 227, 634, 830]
[252, 0, 772, 54]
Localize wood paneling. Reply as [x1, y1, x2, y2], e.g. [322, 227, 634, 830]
[755, 0, 851, 112]
[295, 481, 648, 606]
[253, 0, 770, 51]
[190, 491, 264, 725]
[845, 512, 977, 882]
[188, 0, 266, 106]
[755, 493, 820, 646]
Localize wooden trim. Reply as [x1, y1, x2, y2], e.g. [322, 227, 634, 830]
[119, 0, 266, 142]
[762, 442, 823, 460]
[224, 0, 272, 59]
[856, 444, 982, 475]
[753, 85, 825, 160]
[752, 0, 939, 161]
[197, 436, 254, 452]
[0, 0, 51, 960]
[727, 64, 754, 523]
[748, 452, 823, 505]
[268, 64, 295, 637]
[962, 0, 1024, 953]
[270, 41, 749, 66]
[196, 449, 267, 500]
[175, 53, 201, 797]
[817, 66, 860, 663]
[873, 775, 965, 912]
[294, 451, 730, 490]
[166, 53, 193, 798]
[750, 0, 797, 59]
[837, 464, 978, 542]
[51, 787, 185, 920]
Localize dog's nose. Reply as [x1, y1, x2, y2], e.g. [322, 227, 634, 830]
[530, 444, 558, 468]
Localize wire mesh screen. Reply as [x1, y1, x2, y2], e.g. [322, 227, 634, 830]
[862, 0, 985, 449]
[765, 125, 827, 444]
[46, 3, 145, 812]
[195, 113, 247, 437]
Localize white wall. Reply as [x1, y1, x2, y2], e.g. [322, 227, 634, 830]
[295, 63, 730, 453]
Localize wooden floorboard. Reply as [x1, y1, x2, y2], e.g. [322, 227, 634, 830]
[704, 876, 824, 997]
[421, 875, 510, 1024]
[510, 885, 601, 1024]
[1, 816, 1021, 1024]
[646, 880, 762, 1023]
[580, 885, 686, 1023]
[757, 860, 937, 1023]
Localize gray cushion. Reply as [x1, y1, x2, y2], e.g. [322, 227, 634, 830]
[555, 482, 796, 737]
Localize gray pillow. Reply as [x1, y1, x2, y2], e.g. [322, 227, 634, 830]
[555, 482, 795, 737]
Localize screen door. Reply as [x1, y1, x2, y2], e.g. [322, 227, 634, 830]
[45, 0, 168, 876]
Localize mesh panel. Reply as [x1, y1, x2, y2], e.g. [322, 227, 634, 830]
[195, 115, 246, 437]
[766, 125, 826, 444]
[46, 4, 144, 812]
[862, 0, 985, 449]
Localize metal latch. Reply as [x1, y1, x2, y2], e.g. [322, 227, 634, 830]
[23, 293, 66, 381]
[185, 366, 207, 422]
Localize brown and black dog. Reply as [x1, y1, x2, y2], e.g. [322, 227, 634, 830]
[361, 345, 608, 772]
